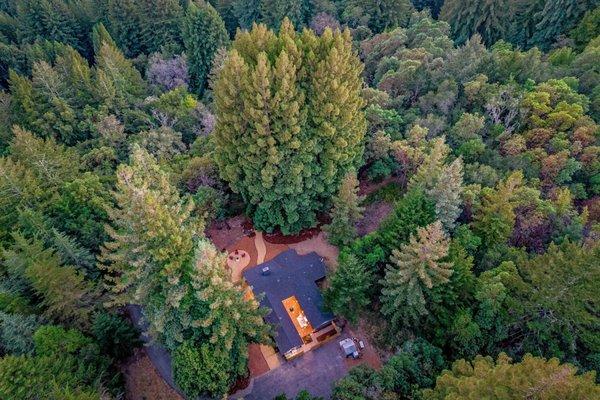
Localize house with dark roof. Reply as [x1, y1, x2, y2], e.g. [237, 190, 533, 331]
[243, 249, 340, 360]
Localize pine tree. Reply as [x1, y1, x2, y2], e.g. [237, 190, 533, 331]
[342, 0, 414, 33]
[325, 171, 365, 247]
[406, 137, 464, 233]
[232, 0, 263, 29]
[376, 188, 437, 254]
[91, 22, 117, 54]
[2, 234, 95, 329]
[380, 221, 453, 327]
[173, 341, 234, 399]
[429, 158, 464, 232]
[529, 0, 597, 50]
[15, 0, 91, 55]
[137, 0, 184, 55]
[472, 171, 524, 249]
[513, 241, 600, 363]
[94, 40, 146, 113]
[106, 0, 143, 57]
[182, 1, 229, 95]
[100, 145, 202, 345]
[440, 0, 512, 46]
[324, 252, 373, 323]
[260, 0, 303, 29]
[408, 137, 450, 190]
[188, 239, 271, 394]
[0, 157, 42, 243]
[214, 19, 366, 234]
[9, 48, 97, 145]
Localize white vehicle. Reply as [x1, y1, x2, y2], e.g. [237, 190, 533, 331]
[339, 338, 359, 359]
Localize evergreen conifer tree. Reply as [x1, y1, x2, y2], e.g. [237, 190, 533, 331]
[429, 158, 464, 232]
[2, 233, 95, 329]
[260, 0, 303, 29]
[214, 19, 366, 234]
[440, 0, 511, 45]
[324, 252, 373, 323]
[380, 221, 453, 327]
[182, 1, 229, 95]
[325, 171, 365, 247]
[190, 239, 271, 375]
[100, 145, 202, 345]
[232, 0, 263, 29]
[106, 0, 143, 57]
[472, 171, 523, 249]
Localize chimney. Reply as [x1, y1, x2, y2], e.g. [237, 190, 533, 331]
[262, 266, 270, 276]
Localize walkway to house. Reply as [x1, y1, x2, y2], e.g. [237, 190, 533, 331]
[255, 231, 267, 264]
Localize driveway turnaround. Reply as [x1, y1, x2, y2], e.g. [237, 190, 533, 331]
[239, 332, 352, 399]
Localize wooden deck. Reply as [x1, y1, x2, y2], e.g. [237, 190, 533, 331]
[281, 296, 314, 342]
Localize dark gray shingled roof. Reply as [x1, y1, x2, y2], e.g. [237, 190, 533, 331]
[243, 249, 334, 354]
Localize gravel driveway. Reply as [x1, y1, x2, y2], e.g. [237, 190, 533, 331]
[237, 333, 352, 400]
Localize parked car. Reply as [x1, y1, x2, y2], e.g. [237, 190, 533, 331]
[339, 338, 359, 359]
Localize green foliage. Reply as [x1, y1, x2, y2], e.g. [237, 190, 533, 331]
[380, 221, 453, 328]
[189, 239, 271, 375]
[366, 157, 395, 182]
[94, 40, 147, 114]
[378, 339, 445, 397]
[12, 0, 101, 57]
[570, 6, 600, 49]
[324, 252, 373, 323]
[364, 181, 403, 205]
[0, 312, 42, 355]
[182, 1, 228, 95]
[100, 145, 202, 347]
[1, 4, 600, 398]
[260, 0, 303, 29]
[332, 339, 444, 400]
[2, 234, 95, 329]
[340, 0, 415, 33]
[0, 354, 102, 400]
[172, 341, 233, 399]
[49, 173, 111, 253]
[472, 171, 523, 250]
[33, 325, 92, 356]
[511, 241, 600, 363]
[422, 353, 600, 399]
[440, 0, 511, 46]
[528, 0, 597, 50]
[91, 312, 140, 360]
[107, 0, 183, 57]
[376, 189, 436, 257]
[275, 390, 324, 400]
[331, 364, 383, 400]
[214, 19, 366, 234]
[0, 324, 112, 399]
[325, 171, 365, 246]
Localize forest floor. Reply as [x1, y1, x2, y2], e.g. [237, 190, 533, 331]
[122, 348, 183, 400]
[356, 201, 394, 237]
[288, 231, 339, 268]
[206, 215, 249, 251]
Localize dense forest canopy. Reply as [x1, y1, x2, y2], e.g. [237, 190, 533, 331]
[0, 0, 599, 399]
